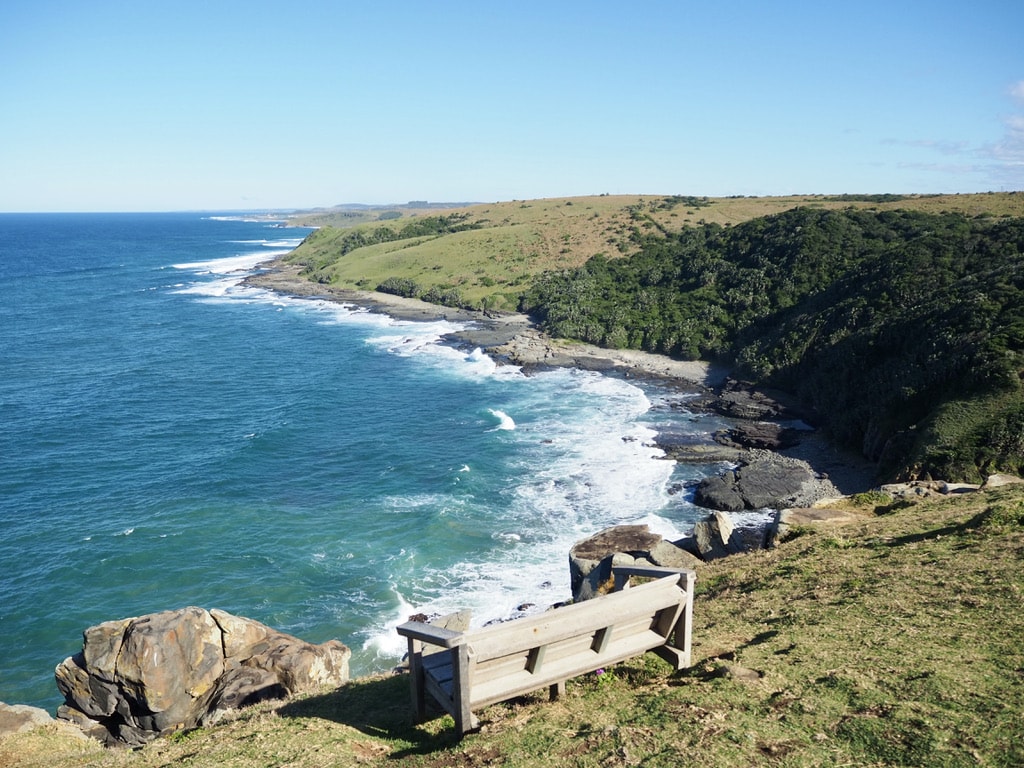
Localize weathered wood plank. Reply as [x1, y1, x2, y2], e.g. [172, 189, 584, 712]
[396, 621, 465, 648]
[526, 644, 546, 674]
[451, 644, 475, 734]
[467, 615, 657, 687]
[468, 628, 668, 709]
[467, 575, 684, 660]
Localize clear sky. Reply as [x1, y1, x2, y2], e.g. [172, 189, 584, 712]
[1, 0, 1022, 212]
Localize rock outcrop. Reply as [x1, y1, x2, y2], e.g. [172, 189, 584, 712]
[569, 524, 714, 602]
[713, 421, 803, 451]
[981, 473, 1024, 490]
[691, 378, 813, 422]
[568, 525, 703, 601]
[694, 460, 819, 512]
[54, 607, 350, 747]
[692, 511, 736, 560]
[0, 701, 88, 740]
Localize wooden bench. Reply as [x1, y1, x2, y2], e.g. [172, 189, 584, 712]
[396, 565, 696, 737]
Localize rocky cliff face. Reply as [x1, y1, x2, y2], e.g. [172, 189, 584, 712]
[55, 607, 351, 747]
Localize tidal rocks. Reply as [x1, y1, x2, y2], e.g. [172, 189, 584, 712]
[692, 378, 812, 422]
[653, 430, 746, 464]
[713, 421, 803, 451]
[55, 607, 351, 747]
[694, 460, 819, 512]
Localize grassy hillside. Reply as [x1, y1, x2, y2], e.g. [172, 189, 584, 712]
[284, 193, 1024, 311]
[7, 485, 1023, 767]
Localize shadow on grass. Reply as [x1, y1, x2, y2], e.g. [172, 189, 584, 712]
[276, 672, 461, 758]
[881, 510, 990, 548]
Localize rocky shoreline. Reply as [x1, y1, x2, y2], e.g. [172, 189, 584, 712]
[244, 260, 878, 508]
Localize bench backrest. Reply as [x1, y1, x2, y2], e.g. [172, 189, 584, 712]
[461, 571, 690, 709]
[467, 572, 685, 661]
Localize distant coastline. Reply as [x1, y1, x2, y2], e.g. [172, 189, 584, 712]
[244, 259, 725, 389]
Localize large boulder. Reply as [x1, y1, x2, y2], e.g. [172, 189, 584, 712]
[692, 511, 735, 560]
[568, 525, 706, 602]
[55, 607, 350, 747]
[694, 461, 817, 511]
[569, 525, 663, 601]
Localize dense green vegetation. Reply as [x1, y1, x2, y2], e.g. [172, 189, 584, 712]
[520, 208, 1024, 481]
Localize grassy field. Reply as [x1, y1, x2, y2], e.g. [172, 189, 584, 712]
[7, 484, 1023, 767]
[283, 193, 1024, 310]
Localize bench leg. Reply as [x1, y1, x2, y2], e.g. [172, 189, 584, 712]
[451, 645, 477, 737]
[406, 639, 428, 722]
[549, 681, 565, 701]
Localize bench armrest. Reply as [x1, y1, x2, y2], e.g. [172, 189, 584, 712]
[612, 565, 696, 586]
[396, 621, 466, 648]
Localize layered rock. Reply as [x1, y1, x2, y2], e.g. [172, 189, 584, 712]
[713, 421, 803, 451]
[55, 607, 350, 747]
[568, 524, 706, 602]
[691, 378, 813, 422]
[694, 458, 821, 512]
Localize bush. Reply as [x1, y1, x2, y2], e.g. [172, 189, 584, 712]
[420, 286, 464, 308]
[376, 277, 420, 298]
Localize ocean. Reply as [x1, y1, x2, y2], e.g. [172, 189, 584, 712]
[0, 212, 726, 711]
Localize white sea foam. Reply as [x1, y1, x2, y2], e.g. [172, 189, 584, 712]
[487, 408, 516, 431]
[204, 215, 287, 224]
[172, 251, 288, 276]
[170, 251, 294, 300]
[355, 365, 708, 668]
[167, 248, 710, 674]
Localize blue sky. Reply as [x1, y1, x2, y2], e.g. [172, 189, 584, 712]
[1, 0, 1021, 211]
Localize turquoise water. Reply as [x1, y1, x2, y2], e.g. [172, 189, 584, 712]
[0, 213, 724, 711]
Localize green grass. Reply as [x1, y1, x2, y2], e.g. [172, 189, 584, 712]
[282, 193, 1024, 311]
[6, 485, 1023, 767]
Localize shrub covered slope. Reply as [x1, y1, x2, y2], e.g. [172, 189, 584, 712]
[521, 208, 1024, 481]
